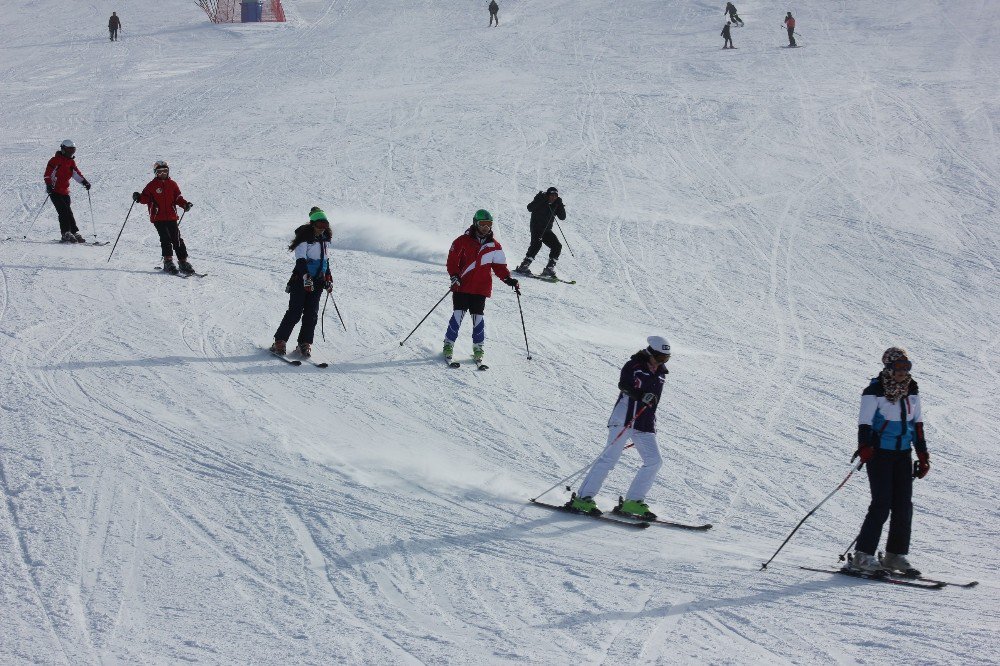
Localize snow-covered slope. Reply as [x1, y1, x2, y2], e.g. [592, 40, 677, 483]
[1, 0, 998, 662]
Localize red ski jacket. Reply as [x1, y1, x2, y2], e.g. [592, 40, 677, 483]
[138, 177, 189, 223]
[446, 226, 512, 298]
[784, 16, 795, 28]
[43, 152, 86, 196]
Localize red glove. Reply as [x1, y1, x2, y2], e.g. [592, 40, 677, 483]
[853, 444, 874, 464]
[324, 270, 333, 293]
[915, 451, 930, 479]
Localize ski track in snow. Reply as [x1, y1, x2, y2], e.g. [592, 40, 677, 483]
[1, 0, 999, 663]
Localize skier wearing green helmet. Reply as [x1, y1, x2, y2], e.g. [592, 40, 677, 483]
[443, 209, 520, 367]
[270, 207, 333, 359]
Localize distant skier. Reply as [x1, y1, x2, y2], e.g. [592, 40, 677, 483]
[489, 0, 499, 26]
[725, 3, 744, 27]
[443, 209, 520, 366]
[132, 161, 195, 275]
[43, 139, 91, 243]
[848, 347, 930, 576]
[270, 208, 333, 359]
[567, 336, 671, 519]
[783, 11, 796, 47]
[108, 12, 121, 41]
[514, 187, 566, 279]
[722, 21, 734, 49]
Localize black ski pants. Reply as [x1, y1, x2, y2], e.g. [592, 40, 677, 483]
[50, 193, 78, 234]
[724, 36, 733, 48]
[787, 27, 796, 46]
[856, 450, 913, 555]
[275, 280, 323, 345]
[110, 27, 118, 40]
[489, 11, 498, 26]
[153, 220, 188, 261]
[526, 223, 561, 261]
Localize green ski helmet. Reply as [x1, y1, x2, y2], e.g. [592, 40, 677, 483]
[473, 209, 493, 224]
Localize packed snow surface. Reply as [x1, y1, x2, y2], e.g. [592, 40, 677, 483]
[1, 0, 998, 663]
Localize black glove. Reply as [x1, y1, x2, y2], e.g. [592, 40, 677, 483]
[82, 180, 91, 191]
[46, 183, 54, 195]
[183, 202, 193, 212]
[450, 275, 461, 290]
[641, 392, 658, 406]
[504, 277, 519, 291]
[132, 191, 140, 202]
[303, 274, 314, 293]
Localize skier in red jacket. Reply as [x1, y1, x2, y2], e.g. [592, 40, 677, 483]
[43, 139, 91, 243]
[132, 161, 195, 275]
[783, 12, 797, 47]
[443, 209, 519, 366]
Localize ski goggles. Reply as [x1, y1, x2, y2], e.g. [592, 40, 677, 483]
[885, 359, 912, 372]
[650, 350, 670, 363]
[475, 219, 493, 229]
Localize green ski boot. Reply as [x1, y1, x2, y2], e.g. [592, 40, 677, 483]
[565, 493, 601, 516]
[472, 344, 485, 364]
[443, 341, 455, 359]
[613, 497, 657, 520]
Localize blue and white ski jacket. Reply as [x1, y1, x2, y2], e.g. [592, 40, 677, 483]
[608, 350, 667, 433]
[858, 377, 925, 452]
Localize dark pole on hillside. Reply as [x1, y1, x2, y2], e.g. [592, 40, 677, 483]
[515, 288, 532, 360]
[107, 200, 136, 262]
[760, 461, 864, 571]
[554, 218, 574, 258]
[24, 193, 50, 238]
[399, 288, 451, 346]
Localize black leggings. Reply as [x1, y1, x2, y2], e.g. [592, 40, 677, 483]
[50, 193, 78, 234]
[526, 228, 562, 261]
[153, 220, 188, 260]
[275, 280, 323, 344]
[856, 450, 913, 555]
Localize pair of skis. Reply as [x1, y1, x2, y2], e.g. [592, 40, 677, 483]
[529, 499, 713, 531]
[270, 350, 328, 368]
[514, 271, 576, 285]
[445, 356, 488, 371]
[796, 565, 977, 590]
[154, 266, 208, 278]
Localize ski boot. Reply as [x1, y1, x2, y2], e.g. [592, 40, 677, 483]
[847, 550, 884, 573]
[513, 257, 533, 276]
[72, 232, 86, 243]
[540, 258, 558, 279]
[269, 339, 287, 356]
[443, 341, 455, 360]
[879, 552, 921, 578]
[613, 496, 657, 520]
[162, 258, 179, 274]
[179, 260, 196, 274]
[565, 493, 601, 516]
[295, 342, 312, 359]
[61, 231, 77, 243]
[472, 343, 485, 364]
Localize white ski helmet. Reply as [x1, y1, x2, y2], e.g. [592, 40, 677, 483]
[60, 139, 75, 149]
[647, 335, 671, 357]
[153, 160, 169, 172]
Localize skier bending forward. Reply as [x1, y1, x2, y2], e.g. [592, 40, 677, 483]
[568, 336, 671, 519]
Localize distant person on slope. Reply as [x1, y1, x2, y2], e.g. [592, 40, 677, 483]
[43, 139, 91, 243]
[848, 347, 930, 577]
[567, 336, 671, 519]
[783, 12, 796, 47]
[514, 187, 566, 280]
[489, 0, 499, 26]
[725, 3, 744, 27]
[443, 210, 520, 367]
[109, 12, 121, 41]
[270, 208, 333, 359]
[722, 21, 734, 49]
[132, 161, 195, 275]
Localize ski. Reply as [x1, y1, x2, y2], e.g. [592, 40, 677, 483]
[528, 500, 650, 529]
[612, 511, 713, 530]
[183, 272, 209, 278]
[798, 566, 945, 590]
[303, 358, 329, 368]
[444, 357, 461, 369]
[57, 239, 109, 246]
[887, 573, 978, 589]
[475, 361, 489, 371]
[515, 272, 576, 285]
[270, 350, 302, 366]
[154, 266, 188, 278]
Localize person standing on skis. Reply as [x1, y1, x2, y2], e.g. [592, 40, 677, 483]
[133, 161, 195, 275]
[783, 11, 797, 47]
[514, 187, 566, 280]
[722, 21, 734, 49]
[43, 139, 91, 243]
[108, 12, 121, 41]
[848, 347, 930, 576]
[489, 0, 499, 26]
[443, 209, 520, 366]
[567, 336, 671, 519]
[725, 3, 744, 26]
[270, 208, 333, 359]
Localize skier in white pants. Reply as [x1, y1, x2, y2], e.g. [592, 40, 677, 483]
[567, 335, 671, 519]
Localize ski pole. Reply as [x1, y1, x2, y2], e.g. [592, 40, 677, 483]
[399, 287, 451, 346]
[87, 189, 98, 242]
[554, 218, 575, 258]
[515, 288, 532, 360]
[838, 534, 859, 562]
[760, 461, 864, 570]
[330, 293, 347, 332]
[321, 292, 328, 342]
[531, 404, 649, 501]
[107, 200, 135, 263]
[24, 193, 50, 238]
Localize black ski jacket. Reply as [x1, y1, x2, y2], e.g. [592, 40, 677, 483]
[526, 191, 566, 236]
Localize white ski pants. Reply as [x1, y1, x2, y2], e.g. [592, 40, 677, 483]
[577, 426, 662, 501]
